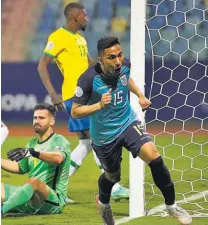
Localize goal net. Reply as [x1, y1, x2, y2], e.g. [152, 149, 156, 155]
[144, 0, 208, 217]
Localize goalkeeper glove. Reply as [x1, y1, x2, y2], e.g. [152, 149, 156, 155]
[7, 148, 40, 162]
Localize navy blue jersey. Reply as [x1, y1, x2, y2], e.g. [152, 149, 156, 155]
[73, 59, 137, 146]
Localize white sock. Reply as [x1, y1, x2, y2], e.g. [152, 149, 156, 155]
[69, 165, 77, 177]
[92, 150, 104, 173]
[69, 139, 92, 176]
[1, 122, 9, 145]
[166, 202, 177, 209]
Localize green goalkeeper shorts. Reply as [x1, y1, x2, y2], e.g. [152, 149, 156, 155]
[3, 184, 65, 214]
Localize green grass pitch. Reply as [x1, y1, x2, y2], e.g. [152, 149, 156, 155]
[1, 136, 207, 225]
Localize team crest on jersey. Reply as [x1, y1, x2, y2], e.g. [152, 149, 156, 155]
[55, 146, 64, 151]
[120, 75, 127, 86]
[45, 41, 54, 50]
[75, 86, 83, 97]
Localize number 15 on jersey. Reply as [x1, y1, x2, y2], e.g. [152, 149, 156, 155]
[114, 91, 123, 106]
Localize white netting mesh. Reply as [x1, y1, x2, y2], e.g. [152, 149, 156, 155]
[145, 0, 208, 217]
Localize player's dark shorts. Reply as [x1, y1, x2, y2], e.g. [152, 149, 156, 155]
[64, 98, 90, 132]
[92, 120, 153, 173]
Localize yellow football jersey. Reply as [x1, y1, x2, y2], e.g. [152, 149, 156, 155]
[44, 27, 89, 100]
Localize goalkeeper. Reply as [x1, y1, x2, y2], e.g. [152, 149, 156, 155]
[1, 103, 71, 215]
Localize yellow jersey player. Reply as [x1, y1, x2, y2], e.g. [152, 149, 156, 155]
[38, 2, 129, 202]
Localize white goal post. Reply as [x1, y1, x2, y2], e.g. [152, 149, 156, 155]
[129, 0, 146, 218]
[129, 0, 208, 220]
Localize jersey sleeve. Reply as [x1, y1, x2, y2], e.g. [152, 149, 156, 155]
[18, 158, 29, 174]
[43, 33, 64, 58]
[53, 136, 70, 161]
[73, 70, 93, 105]
[18, 143, 31, 174]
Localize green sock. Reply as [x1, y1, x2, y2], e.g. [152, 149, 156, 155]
[3, 183, 34, 213]
[71, 160, 80, 170]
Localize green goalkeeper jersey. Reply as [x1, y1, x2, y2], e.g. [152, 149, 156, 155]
[18, 133, 71, 206]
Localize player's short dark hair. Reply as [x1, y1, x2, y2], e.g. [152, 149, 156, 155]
[33, 103, 56, 118]
[97, 36, 120, 55]
[64, 2, 84, 17]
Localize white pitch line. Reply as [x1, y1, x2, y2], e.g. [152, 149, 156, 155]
[115, 216, 135, 225]
[147, 191, 208, 216]
[115, 191, 208, 224]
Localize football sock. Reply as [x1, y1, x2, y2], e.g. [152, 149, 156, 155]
[69, 139, 92, 176]
[92, 150, 123, 194]
[98, 173, 115, 204]
[93, 151, 125, 193]
[148, 156, 175, 205]
[3, 183, 34, 213]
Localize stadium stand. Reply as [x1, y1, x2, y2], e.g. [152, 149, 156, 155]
[1, 0, 208, 62]
[2, 0, 45, 61]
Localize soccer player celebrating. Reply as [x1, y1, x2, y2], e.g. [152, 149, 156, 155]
[38, 2, 129, 202]
[1, 103, 70, 215]
[71, 37, 192, 225]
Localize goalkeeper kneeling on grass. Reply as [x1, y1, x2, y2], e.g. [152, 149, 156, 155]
[1, 103, 71, 215]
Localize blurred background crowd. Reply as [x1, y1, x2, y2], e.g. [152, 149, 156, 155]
[2, 0, 208, 62]
[1, 0, 208, 123]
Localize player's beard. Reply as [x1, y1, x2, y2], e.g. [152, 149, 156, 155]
[80, 23, 87, 31]
[81, 26, 86, 31]
[103, 68, 121, 80]
[33, 124, 44, 134]
[100, 63, 118, 79]
[114, 67, 121, 77]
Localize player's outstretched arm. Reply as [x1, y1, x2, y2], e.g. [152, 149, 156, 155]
[38, 55, 57, 99]
[38, 55, 64, 111]
[1, 158, 21, 174]
[129, 77, 152, 109]
[72, 88, 112, 118]
[71, 102, 102, 118]
[129, 77, 145, 98]
[38, 151, 65, 165]
[7, 147, 65, 165]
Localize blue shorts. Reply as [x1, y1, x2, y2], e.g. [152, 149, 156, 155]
[92, 120, 153, 173]
[64, 98, 90, 132]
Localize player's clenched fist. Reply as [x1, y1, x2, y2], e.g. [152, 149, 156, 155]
[51, 93, 66, 112]
[139, 96, 152, 110]
[100, 88, 112, 108]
